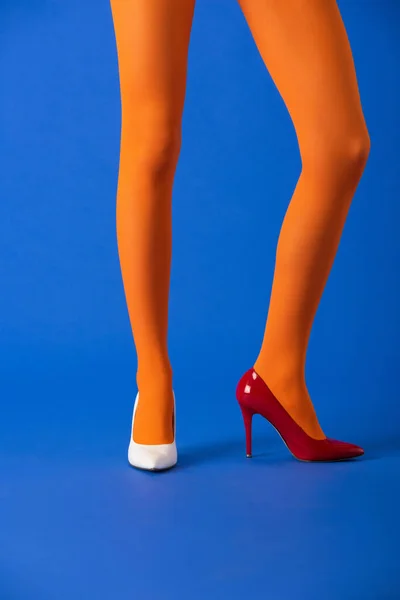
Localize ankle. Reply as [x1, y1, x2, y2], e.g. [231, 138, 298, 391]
[136, 358, 173, 394]
[253, 358, 325, 439]
[253, 358, 305, 397]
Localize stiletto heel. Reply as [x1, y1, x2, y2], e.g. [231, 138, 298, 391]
[239, 404, 254, 458]
[236, 367, 364, 462]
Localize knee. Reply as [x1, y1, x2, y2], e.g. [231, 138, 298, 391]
[301, 126, 371, 185]
[125, 112, 182, 177]
[341, 129, 371, 175]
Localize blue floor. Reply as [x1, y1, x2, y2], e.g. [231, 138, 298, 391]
[1, 353, 399, 600]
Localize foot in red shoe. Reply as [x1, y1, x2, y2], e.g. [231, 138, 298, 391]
[236, 367, 364, 462]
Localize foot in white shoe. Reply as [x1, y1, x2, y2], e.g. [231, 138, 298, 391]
[128, 391, 177, 471]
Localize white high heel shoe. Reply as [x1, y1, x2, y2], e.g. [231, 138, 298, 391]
[128, 391, 177, 471]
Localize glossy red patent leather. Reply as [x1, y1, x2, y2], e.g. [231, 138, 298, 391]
[236, 367, 364, 462]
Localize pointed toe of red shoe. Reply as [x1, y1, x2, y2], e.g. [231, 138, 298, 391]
[293, 438, 364, 462]
[325, 439, 364, 460]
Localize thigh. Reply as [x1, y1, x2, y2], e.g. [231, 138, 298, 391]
[110, 0, 196, 128]
[236, 0, 368, 150]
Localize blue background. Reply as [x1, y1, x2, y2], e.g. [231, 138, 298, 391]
[1, 1, 399, 598]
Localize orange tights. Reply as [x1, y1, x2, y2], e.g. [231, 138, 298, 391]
[110, 0, 370, 444]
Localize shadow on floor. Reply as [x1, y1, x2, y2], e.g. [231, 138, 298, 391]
[176, 430, 400, 468]
[177, 435, 282, 468]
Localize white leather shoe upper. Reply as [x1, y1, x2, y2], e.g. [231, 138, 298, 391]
[128, 391, 177, 471]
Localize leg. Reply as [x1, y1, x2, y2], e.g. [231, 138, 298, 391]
[237, 0, 370, 438]
[110, 0, 196, 444]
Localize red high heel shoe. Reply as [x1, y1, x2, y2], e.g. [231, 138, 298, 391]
[236, 367, 364, 462]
